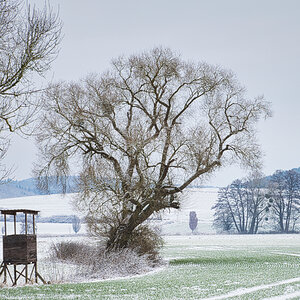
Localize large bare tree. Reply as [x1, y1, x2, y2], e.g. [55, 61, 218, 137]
[0, 0, 61, 179]
[35, 47, 271, 250]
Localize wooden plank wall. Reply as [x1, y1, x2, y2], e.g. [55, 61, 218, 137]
[3, 235, 37, 263]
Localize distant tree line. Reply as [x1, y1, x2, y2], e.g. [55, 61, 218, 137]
[213, 169, 300, 234]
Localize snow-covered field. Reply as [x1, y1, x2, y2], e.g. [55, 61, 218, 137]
[157, 188, 217, 235]
[0, 234, 299, 299]
[0, 188, 219, 236]
[1, 189, 299, 299]
[0, 193, 79, 217]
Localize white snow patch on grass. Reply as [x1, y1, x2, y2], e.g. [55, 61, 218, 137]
[199, 277, 300, 300]
[272, 251, 300, 257]
[263, 290, 300, 300]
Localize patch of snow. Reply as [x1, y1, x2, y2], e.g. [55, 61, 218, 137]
[263, 290, 300, 300]
[272, 251, 300, 257]
[199, 277, 300, 300]
[0, 193, 79, 217]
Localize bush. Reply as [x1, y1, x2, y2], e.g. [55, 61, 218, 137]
[48, 239, 162, 282]
[86, 214, 163, 263]
[127, 225, 163, 263]
[51, 241, 95, 262]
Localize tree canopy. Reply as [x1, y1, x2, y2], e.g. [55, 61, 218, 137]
[35, 47, 271, 249]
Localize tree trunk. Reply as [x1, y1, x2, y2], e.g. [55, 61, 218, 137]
[249, 214, 257, 234]
[106, 224, 134, 250]
[279, 215, 285, 233]
[106, 205, 155, 250]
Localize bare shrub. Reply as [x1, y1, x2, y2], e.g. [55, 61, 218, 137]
[47, 239, 162, 283]
[50, 241, 95, 261]
[90, 248, 158, 279]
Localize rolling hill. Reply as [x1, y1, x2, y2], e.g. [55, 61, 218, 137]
[0, 177, 78, 199]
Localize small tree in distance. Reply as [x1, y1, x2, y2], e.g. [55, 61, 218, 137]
[72, 215, 81, 234]
[35, 47, 271, 252]
[189, 211, 198, 234]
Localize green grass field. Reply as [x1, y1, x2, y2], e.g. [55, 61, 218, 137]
[1, 234, 300, 299]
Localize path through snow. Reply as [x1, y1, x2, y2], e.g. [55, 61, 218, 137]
[272, 251, 300, 258]
[199, 277, 300, 300]
[263, 290, 300, 300]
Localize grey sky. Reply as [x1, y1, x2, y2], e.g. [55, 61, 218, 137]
[5, 0, 300, 186]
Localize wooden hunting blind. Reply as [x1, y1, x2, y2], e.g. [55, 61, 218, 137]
[0, 209, 46, 285]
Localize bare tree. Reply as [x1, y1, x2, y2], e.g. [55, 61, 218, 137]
[0, 0, 61, 179]
[268, 170, 300, 232]
[212, 189, 234, 233]
[213, 175, 270, 234]
[213, 209, 234, 233]
[35, 47, 271, 250]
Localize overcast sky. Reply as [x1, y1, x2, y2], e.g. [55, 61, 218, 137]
[5, 0, 300, 186]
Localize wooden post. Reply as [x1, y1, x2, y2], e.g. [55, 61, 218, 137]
[25, 213, 28, 235]
[4, 214, 6, 236]
[25, 264, 28, 284]
[34, 262, 38, 283]
[33, 215, 35, 235]
[14, 214, 16, 235]
[3, 264, 6, 284]
[13, 264, 17, 286]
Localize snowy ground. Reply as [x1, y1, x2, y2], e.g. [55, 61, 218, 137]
[0, 234, 299, 299]
[0, 193, 79, 217]
[1, 190, 299, 299]
[0, 188, 218, 236]
[157, 188, 217, 235]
